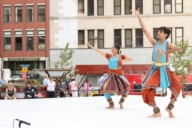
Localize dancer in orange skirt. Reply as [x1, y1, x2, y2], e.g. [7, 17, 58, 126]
[132, 9, 182, 118]
[86, 42, 132, 109]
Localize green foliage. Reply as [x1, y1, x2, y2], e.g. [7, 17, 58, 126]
[53, 43, 74, 69]
[171, 39, 192, 78]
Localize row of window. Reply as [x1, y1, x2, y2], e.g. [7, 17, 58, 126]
[4, 30, 46, 51]
[78, 27, 183, 48]
[4, 5, 45, 23]
[79, 0, 183, 16]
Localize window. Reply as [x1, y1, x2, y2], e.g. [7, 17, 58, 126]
[4, 7, 11, 22]
[88, 30, 94, 47]
[135, 0, 143, 14]
[164, 0, 172, 13]
[175, 0, 183, 13]
[98, 0, 104, 16]
[15, 37, 22, 51]
[88, 0, 94, 16]
[78, 0, 84, 13]
[175, 27, 183, 43]
[135, 29, 143, 47]
[4, 37, 11, 51]
[15, 6, 22, 22]
[38, 37, 45, 50]
[98, 30, 104, 48]
[26, 37, 34, 51]
[26, 6, 33, 22]
[114, 0, 121, 15]
[114, 29, 121, 46]
[38, 5, 45, 22]
[78, 30, 85, 45]
[153, 28, 172, 43]
[4, 31, 11, 51]
[38, 30, 45, 50]
[153, 0, 161, 14]
[125, 29, 132, 47]
[125, 0, 132, 15]
[26, 31, 34, 51]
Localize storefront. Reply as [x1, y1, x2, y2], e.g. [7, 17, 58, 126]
[2, 57, 49, 78]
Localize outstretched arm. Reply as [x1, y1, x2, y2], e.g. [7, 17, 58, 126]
[86, 42, 106, 57]
[122, 56, 133, 62]
[131, 9, 157, 46]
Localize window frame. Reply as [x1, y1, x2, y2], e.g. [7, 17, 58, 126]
[164, 0, 172, 14]
[98, 30, 104, 48]
[135, 0, 143, 14]
[125, 29, 132, 47]
[153, 0, 161, 14]
[26, 6, 34, 22]
[124, 0, 132, 15]
[114, 29, 122, 46]
[15, 6, 22, 22]
[38, 5, 45, 22]
[78, 30, 85, 45]
[4, 37, 12, 51]
[97, 0, 104, 16]
[114, 0, 121, 15]
[88, 0, 94, 16]
[26, 37, 34, 51]
[135, 29, 143, 48]
[38, 36, 46, 50]
[78, 0, 84, 13]
[88, 30, 95, 47]
[175, 0, 183, 13]
[175, 27, 183, 44]
[4, 6, 11, 23]
[15, 37, 23, 51]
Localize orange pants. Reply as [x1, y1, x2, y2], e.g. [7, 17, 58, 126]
[142, 68, 182, 106]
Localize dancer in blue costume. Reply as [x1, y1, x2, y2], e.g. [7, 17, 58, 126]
[86, 42, 132, 109]
[132, 9, 182, 118]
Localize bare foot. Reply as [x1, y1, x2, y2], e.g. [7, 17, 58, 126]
[119, 102, 124, 109]
[148, 112, 162, 118]
[165, 108, 175, 118]
[106, 106, 115, 109]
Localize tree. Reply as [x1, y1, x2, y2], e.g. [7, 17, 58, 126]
[171, 39, 192, 78]
[53, 43, 74, 69]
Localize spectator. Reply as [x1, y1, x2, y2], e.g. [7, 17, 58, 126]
[0, 78, 4, 85]
[98, 72, 108, 86]
[69, 77, 78, 97]
[83, 79, 91, 96]
[5, 82, 17, 100]
[43, 74, 50, 86]
[46, 77, 56, 98]
[58, 79, 67, 97]
[24, 82, 38, 99]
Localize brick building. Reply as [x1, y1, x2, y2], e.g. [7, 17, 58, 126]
[0, 0, 50, 77]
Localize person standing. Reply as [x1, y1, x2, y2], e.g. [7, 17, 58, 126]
[86, 43, 132, 109]
[83, 79, 91, 96]
[43, 74, 50, 86]
[132, 9, 182, 118]
[58, 79, 67, 97]
[69, 77, 78, 97]
[46, 77, 56, 98]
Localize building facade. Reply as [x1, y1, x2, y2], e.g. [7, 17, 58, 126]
[0, 0, 50, 77]
[50, 0, 192, 69]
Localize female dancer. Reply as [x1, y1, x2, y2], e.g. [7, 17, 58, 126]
[86, 43, 132, 109]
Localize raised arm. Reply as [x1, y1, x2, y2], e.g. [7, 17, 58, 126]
[86, 42, 106, 57]
[131, 9, 157, 46]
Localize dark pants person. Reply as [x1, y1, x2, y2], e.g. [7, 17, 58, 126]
[60, 91, 65, 97]
[47, 91, 56, 98]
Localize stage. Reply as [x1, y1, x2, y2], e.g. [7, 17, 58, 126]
[0, 91, 191, 128]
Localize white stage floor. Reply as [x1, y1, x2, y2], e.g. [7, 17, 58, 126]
[0, 91, 191, 128]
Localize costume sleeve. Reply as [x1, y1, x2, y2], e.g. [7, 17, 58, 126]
[105, 53, 112, 60]
[121, 54, 126, 60]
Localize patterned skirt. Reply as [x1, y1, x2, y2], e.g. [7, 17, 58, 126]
[100, 73, 130, 95]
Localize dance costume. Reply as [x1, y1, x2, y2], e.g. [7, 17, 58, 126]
[142, 40, 182, 112]
[100, 53, 130, 107]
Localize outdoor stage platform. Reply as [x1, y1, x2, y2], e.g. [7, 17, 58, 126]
[0, 90, 191, 128]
